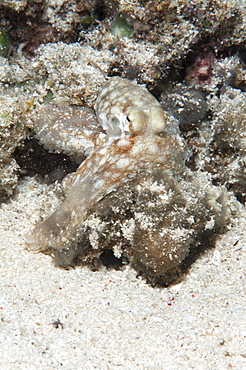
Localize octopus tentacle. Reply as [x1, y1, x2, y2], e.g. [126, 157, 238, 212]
[31, 104, 106, 161]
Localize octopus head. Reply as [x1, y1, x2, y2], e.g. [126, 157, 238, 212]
[95, 77, 167, 138]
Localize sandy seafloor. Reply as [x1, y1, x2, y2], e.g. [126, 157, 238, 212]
[0, 176, 245, 370]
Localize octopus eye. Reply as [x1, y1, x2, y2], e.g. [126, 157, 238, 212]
[128, 107, 147, 135]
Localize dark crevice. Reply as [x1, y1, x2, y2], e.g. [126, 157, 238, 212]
[14, 137, 79, 184]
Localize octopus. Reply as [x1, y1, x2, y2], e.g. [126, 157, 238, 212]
[26, 77, 229, 284]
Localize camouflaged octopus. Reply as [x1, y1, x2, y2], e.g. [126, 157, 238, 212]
[27, 79, 180, 256]
[26, 77, 229, 283]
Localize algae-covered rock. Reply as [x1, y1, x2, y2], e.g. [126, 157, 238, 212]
[82, 0, 246, 85]
[0, 159, 19, 200]
[213, 88, 246, 154]
[31, 43, 116, 107]
[1, 0, 28, 12]
[0, 89, 28, 200]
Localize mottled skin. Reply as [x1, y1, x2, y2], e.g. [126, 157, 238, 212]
[27, 77, 178, 261]
[95, 77, 167, 137]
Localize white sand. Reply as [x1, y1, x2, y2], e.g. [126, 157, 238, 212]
[0, 177, 246, 369]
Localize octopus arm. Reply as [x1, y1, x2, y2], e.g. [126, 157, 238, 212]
[26, 134, 178, 254]
[30, 104, 106, 160]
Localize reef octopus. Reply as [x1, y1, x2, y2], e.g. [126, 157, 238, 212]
[26, 77, 228, 284]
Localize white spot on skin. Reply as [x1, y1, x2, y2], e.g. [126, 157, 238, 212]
[94, 179, 105, 189]
[110, 171, 120, 179]
[98, 147, 108, 155]
[116, 138, 131, 147]
[116, 158, 130, 168]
